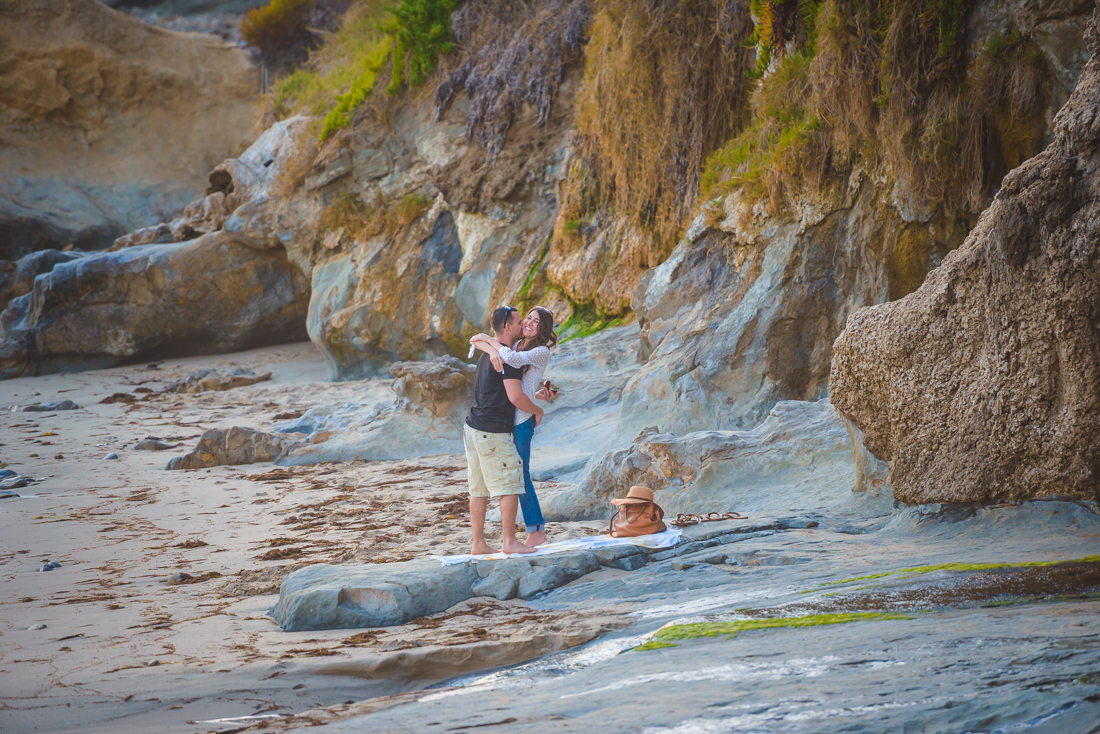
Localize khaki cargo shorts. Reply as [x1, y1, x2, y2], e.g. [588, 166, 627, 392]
[463, 423, 524, 498]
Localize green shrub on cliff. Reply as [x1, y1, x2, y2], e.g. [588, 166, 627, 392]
[381, 0, 457, 95]
[319, 37, 392, 139]
[271, 0, 457, 139]
[242, 0, 319, 68]
[271, 2, 392, 122]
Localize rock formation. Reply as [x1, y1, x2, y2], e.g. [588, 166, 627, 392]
[271, 517, 807, 631]
[0, 0, 259, 256]
[0, 234, 309, 379]
[0, 118, 313, 378]
[167, 368, 272, 394]
[560, 0, 1096, 504]
[543, 400, 888, 522]
[0, 250, 87, 311]
[618, 184, 925, 439]
[830, 5, 1100, 504]
[296, 87, 575, 379]
[166, 426, 289, 471]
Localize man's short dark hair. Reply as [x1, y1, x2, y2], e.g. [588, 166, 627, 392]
[491, 306, 517, 334]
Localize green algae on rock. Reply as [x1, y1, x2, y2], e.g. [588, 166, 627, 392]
[634, 612, 911, 651]
[816, 555, 1100, 589]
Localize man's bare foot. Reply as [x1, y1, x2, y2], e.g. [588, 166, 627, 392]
[502, 538, 536, 554]
[525, 530, 548, 547]
[470, 541, 499, 555]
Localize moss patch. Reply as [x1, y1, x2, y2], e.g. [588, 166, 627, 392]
[557, 301, 625, 342]
[516, 236, 551, 312]
[818, 555, 1100, 589]
[635, 612, 910, 651]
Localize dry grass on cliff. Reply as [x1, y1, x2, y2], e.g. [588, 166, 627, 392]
[703, 0, 1050, 216]
[569, 0, 754, 245]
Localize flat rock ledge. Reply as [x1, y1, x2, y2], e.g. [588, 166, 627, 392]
[270, 518, 819, 632]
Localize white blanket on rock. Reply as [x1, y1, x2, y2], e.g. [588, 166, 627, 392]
[431, 529, 682, 565]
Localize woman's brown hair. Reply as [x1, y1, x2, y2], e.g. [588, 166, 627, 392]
[517, 307, 557, 353]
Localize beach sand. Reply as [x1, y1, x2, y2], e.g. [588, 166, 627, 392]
[0, 342, 616, 734]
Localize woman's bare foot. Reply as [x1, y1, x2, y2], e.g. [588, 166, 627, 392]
[470, 541, 499, 555]
[502, 537, 536, 554]
[525, 530, 548, 547]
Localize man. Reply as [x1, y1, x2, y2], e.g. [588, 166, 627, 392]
[464, 306, 543, 555]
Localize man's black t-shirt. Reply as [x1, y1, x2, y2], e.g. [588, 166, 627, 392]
[465, 351, 522, 433]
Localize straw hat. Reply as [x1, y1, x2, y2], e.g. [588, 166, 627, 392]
[611, 485, 656, 505]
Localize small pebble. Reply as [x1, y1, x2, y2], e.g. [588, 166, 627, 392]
[29, 623, 47, 631]
[54, 453, 64, 460]
[104, 453, 119, 460]
[143, 660, 162, 667]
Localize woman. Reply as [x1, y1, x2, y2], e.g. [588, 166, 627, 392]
[469, 306, 558, 547]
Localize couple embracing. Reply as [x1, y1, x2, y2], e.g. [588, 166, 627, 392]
[463, 305, 558, 555]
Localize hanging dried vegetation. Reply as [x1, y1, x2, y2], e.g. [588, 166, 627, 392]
[568, 0, 755, 245]
[433, 0, 593, 161]
[704, 0, 1049, 216]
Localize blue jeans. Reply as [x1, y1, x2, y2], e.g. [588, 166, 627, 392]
[513, 417, 545, 532]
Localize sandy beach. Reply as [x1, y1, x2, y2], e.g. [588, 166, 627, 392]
[0, 342, 615, 734]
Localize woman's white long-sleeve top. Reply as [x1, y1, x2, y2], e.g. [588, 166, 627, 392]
[498, 344, 551, 426]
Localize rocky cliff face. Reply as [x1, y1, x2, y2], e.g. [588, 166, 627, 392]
[290, 86, 576, 379]
[0, 0, 259, 257]
[830, 5, 1100, 504]
[608, 0, 1095, 445]
[618, 177, 953, 439]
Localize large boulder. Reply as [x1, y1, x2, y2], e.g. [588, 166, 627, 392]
[0, 117, 315, 379]
[829, 6, 1100, 504]
[0, 0, 258, 256]
[0, 235, 310, 378]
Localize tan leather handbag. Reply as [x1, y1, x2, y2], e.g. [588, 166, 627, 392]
[608, 485, 667, 537]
